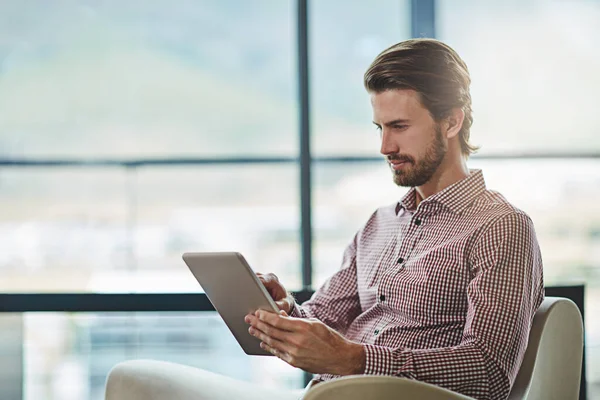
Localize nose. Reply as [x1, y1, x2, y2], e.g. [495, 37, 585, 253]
[379, 129, 399, 156]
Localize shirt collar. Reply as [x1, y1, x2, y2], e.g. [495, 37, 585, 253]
[396, 169, 486, 215]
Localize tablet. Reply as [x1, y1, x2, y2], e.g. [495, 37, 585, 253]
[182, 251, 279, 356]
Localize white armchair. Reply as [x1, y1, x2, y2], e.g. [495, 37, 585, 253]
[105, 297, 583, 400]
[104, 360, 305, 400]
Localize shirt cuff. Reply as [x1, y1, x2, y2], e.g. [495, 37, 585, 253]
[363, 344, 415, 379]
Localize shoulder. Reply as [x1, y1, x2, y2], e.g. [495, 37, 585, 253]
[469, 190, 538, 257]
[469, 190, 534, 231]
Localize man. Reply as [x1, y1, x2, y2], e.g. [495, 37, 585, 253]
[245, 38, 544, 400]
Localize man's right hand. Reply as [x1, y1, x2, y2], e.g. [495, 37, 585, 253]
[256, 272, 295, 314]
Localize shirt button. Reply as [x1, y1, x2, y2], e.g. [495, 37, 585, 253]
[374, 329, 379, 335]
[414, 218, 422, 226]
[397, 257, 404, 264]
[379, 295, 385, 302]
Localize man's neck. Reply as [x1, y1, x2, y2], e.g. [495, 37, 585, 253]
[415, 158, 469, 207]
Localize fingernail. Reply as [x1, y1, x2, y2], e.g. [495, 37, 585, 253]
[256, 311, 262, 319]
[244, 316, 250, 323]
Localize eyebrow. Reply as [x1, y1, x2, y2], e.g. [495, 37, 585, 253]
[372, 119, 411, 128]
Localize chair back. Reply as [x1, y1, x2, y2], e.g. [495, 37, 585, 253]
[508, 297, 583, 400]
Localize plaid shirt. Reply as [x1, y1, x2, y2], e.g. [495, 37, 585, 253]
[292, 169, 544, 400]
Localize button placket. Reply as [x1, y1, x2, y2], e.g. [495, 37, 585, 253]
[396, 258, 406, 274]
[401, 214, 426, 263]
[396, 222, 411, 270]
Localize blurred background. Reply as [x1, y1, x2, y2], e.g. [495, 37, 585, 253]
[0, 0, 598, 399]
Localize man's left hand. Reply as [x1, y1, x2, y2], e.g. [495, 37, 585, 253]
[244, 310, 365, 376]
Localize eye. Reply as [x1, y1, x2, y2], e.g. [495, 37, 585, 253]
[393, 125, 408, 130]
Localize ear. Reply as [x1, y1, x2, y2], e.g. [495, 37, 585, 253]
[444, 108, 465, 139]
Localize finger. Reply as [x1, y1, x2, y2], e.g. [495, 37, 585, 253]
[259, 340, 294, 363]
[257, 274, 280, 297]
[245, 315, 278, 336]
[256, 274, 268, 286]
[249, 325, 284, 347]
[275, 300, 289, 311]
[250, 318, 289, 341]
[279, 310, 289, 317]
[256, 310, 300, 332]
[259, 273, 279, 285]
[260, 341, 280, 357]
[256, 273, 271, 284]
[250, 326, 296, 354]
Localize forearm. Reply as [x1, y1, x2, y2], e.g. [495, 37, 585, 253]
[362, 342, 508, 400]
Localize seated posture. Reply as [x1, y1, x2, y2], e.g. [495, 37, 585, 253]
[245, 38, 544, 400]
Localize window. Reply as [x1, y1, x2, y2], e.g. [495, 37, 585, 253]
[437, 0, 600, 154]
[0, 0, 301, 293]
[0, 0, 297, 158]
[310, 0, 411, 155]
[0, 1, 302, 397]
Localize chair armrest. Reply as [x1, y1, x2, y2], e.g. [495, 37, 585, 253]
[105, 360, 222, 400]
[302, 376, 474, 400]
[104, 359, 304, 400]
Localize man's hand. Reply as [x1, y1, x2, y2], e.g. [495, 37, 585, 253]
[256, 272, 295, 314]
[244, 310, 366, 376]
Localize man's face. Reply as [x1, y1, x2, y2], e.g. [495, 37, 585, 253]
[371, 89, 447, 187]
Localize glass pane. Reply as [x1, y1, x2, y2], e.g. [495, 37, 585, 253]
[437, 0, 600, 154]
[310, 0, 411, 155]
[17, 312, 304, 400]
[0, 0, 297, 158]
[313, 159, 600, 397]
[0, 169, 128, 292]
[126, 165, 302, 292]
[0, 164, 301, 292]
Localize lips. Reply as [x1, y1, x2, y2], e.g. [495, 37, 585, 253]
[389, 161, 409, 171]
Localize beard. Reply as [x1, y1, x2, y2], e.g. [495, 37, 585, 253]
[389, 124, 447, 187]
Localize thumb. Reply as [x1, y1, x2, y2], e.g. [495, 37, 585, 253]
[279, 310, 289, 317]
[275, 300, 287, 310]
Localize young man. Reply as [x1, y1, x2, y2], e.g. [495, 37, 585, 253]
[246, 38, 544, 400]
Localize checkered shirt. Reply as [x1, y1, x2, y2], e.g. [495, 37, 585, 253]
[291, 169, 544, 400]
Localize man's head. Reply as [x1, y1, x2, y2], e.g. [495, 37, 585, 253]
[364, 39, 477, 187]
